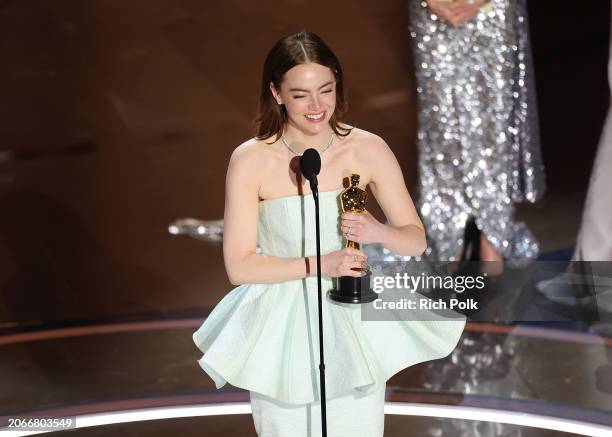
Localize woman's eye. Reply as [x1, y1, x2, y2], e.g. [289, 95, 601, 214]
[323, 89, 333, 94]
[293, 95, 305, 99]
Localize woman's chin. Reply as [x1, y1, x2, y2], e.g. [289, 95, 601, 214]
[296, 120, 331, 135]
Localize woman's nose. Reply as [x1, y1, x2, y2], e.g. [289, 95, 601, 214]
[309, 95, 321, 110]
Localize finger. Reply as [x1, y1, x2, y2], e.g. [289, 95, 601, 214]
[345, 248, 368, 261]
[453, 8, 479, 21]
[339, 265, 356, 277]
[448, 3, 470, 13]
[435, 5, 458, 17]
[341, 219, 356, 228]
[353, 266, 368, 277]
[343, 251, 365, 262]
[347, 233, 360, 242]
[342, 229, 360, 240]
[349, 248, 368, 258]
[452, 11, 473, 21]
[446, 5, 463, 13]
[341, 219, 357, 228]
[348, 261, 365, 270]
[341, 214, 361, 223]
[449, 15, 470, 25]
[447, 16, 460, 26]
[436, 11, 453, 21]
[341, 225, 360, 236]
[343, 266, 365, 277]
[344, 247, 365, 255]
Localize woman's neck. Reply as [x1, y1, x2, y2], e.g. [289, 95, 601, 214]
[282, 124, 333, 154]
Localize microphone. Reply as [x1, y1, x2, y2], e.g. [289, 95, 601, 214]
[299, 148, 321, 192]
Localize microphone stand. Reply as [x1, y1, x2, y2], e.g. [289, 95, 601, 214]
[310, 178, 328, 437]
[299, 148, 327, 436]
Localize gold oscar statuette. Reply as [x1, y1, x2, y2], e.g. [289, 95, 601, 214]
[329, 174, 378, 304]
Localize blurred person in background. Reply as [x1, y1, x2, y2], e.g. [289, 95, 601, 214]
[408, 0, 545, 265]
[538, 2, 612, 316]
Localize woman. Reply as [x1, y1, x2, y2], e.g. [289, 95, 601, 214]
[192, 31, 465, 437]
[408, 0, 546, 264]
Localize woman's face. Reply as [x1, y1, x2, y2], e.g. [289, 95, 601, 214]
[271, 62, 337, 136]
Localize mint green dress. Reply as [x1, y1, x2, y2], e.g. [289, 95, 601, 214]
[192, 188, 466, 436]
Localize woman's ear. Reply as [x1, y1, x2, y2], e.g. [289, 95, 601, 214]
[269, 82, 282, 105]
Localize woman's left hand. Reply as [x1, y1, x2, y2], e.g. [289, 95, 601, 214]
[340, 210, 385, 245]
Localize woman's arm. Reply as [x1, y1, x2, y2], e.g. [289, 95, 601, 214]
[222, 143, 308, 285]
[341, 135, 427, 257]
[222, 142, 366, 285]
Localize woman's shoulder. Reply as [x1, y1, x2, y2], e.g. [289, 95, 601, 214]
[339, 125, 389, 154]
[230, 136, 279, 162]
[226, 138, 280, 187]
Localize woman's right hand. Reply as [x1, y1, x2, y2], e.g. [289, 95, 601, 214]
[321, 248, 368, 277]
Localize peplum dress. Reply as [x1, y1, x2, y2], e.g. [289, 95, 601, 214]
[192, 188, 466, 437]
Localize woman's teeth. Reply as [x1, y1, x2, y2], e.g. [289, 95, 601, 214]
[305, 112, 324, 121]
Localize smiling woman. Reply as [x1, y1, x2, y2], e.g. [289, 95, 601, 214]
[192, 31, 466, 437]
[255, 32, 350, 144]
[271, 64, 336, 127]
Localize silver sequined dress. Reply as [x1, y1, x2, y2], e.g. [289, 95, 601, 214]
[408, 0, 545, 263]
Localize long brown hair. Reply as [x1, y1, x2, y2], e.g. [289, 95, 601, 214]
[254, 31, 352, 143]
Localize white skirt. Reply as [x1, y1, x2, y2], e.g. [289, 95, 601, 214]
[249, 383, 386, 437]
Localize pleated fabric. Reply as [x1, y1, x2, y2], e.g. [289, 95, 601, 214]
[193, 189, 466, 435]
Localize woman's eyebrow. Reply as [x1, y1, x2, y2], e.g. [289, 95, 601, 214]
[289, 81, 334, 92]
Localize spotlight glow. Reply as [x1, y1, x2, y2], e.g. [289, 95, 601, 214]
[1, 402, 610, 437]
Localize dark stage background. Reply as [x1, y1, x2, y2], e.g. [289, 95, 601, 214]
[0, 0, 609, 327]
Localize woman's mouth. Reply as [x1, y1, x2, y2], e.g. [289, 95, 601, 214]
[305, 111, 325, 123]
